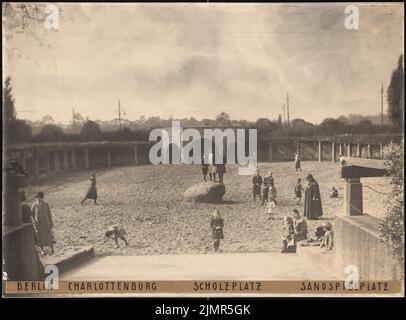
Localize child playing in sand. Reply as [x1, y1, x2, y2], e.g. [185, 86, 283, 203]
[339, 155, 346, 165]
[105, 225, 129, 248]
[329, 187, 338, 198]
[294, 178, 304, 205]
[281, 216, 296, 253]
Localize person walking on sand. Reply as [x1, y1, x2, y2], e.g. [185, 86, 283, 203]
[210, 210, 224, 252]
[252, 169, 263, 202]
[303, 174, 323, 220]
[81, 172, 98, 205]
[31, 192, 54, 255]
[294, 152, 302, 172]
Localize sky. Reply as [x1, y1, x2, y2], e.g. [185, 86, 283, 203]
[3, 3, 404, 124]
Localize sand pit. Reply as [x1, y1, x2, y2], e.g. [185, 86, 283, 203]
[22, 162, 391, 256]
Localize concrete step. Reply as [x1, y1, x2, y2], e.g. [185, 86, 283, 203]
[296, 244, 339, 279]
[61, 252, 336, 281]
[41, 246, 95, 274]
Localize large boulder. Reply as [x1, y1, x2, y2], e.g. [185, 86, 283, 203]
[183, 182, 226, 203]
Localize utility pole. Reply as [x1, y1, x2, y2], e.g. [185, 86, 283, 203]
[114, 99, 126, 132]
[286, 92, 290, 127]
[381, 84, 384, 127]
[282, 104, 286, 126]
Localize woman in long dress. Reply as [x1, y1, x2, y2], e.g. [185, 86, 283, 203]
[294, 152, 302, 172]
[31, 192, 54, 254]
[303, 174, 323, 220]
[81, 172, 98, 205]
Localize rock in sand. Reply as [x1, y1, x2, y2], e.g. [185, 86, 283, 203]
[183, 182, 226, 203]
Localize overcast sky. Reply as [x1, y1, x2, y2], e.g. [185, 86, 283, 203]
[3, 3, 404, 124]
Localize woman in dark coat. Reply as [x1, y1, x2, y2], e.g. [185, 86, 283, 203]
[303, 174, 323, 219]
[210, 210, 224, 252]
[81, 172, 98, 205]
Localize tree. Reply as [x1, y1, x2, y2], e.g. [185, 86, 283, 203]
[3, 77, 33, 144]
[37, 124, 64, 142]
[357, 119, 373, 127]
[8, 119, 33, 144]
[380, 142, 404, 278]
[70, 111, 85, 134]
[3, 77, 16, 124]
[291, 118, 314, 128]
[255, 118, 278, 135]
[319, 118, 347, 134]
[80, 120, 102, 141]
[40, 114, 55, 125]
[120, 127, 132, 141]
[387, 54, 404, 129]
[215, 112, 231, 126]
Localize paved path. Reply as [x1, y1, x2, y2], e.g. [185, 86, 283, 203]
[62, 253, 335, 280]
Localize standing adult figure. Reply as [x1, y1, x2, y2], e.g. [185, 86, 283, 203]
[261, 171, 274, 205]
[208, 152, 217, 182]
[303, 174, 323, 220]
[81, 172, 98, 205]
[294, 152, 302, 172]
[216, 163, 226, 183]
[252, 169, 263, 202]
[31, 192, 54, 254]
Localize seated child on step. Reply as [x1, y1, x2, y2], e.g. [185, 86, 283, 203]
[281, 216, 296, 253]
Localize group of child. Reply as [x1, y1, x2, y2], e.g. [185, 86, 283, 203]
[251, 165, 338, 254]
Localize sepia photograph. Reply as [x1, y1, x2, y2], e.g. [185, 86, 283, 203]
[2, 2, 404, 300]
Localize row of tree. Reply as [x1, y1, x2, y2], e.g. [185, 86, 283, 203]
[3, 55, 403, 144]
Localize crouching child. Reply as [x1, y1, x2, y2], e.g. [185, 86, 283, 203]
[105, 225, 129, 248]
[320, 222, 334, 250]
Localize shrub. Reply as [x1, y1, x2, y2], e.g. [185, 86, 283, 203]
[380, 141, 404, 278]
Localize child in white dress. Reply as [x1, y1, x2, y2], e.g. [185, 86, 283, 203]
[265, 200, 277, 220]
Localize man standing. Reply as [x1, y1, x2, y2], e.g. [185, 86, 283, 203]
[252, 169, 263, 202]
[303, 174, 323, 220]
[261, 171, 274, 205]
